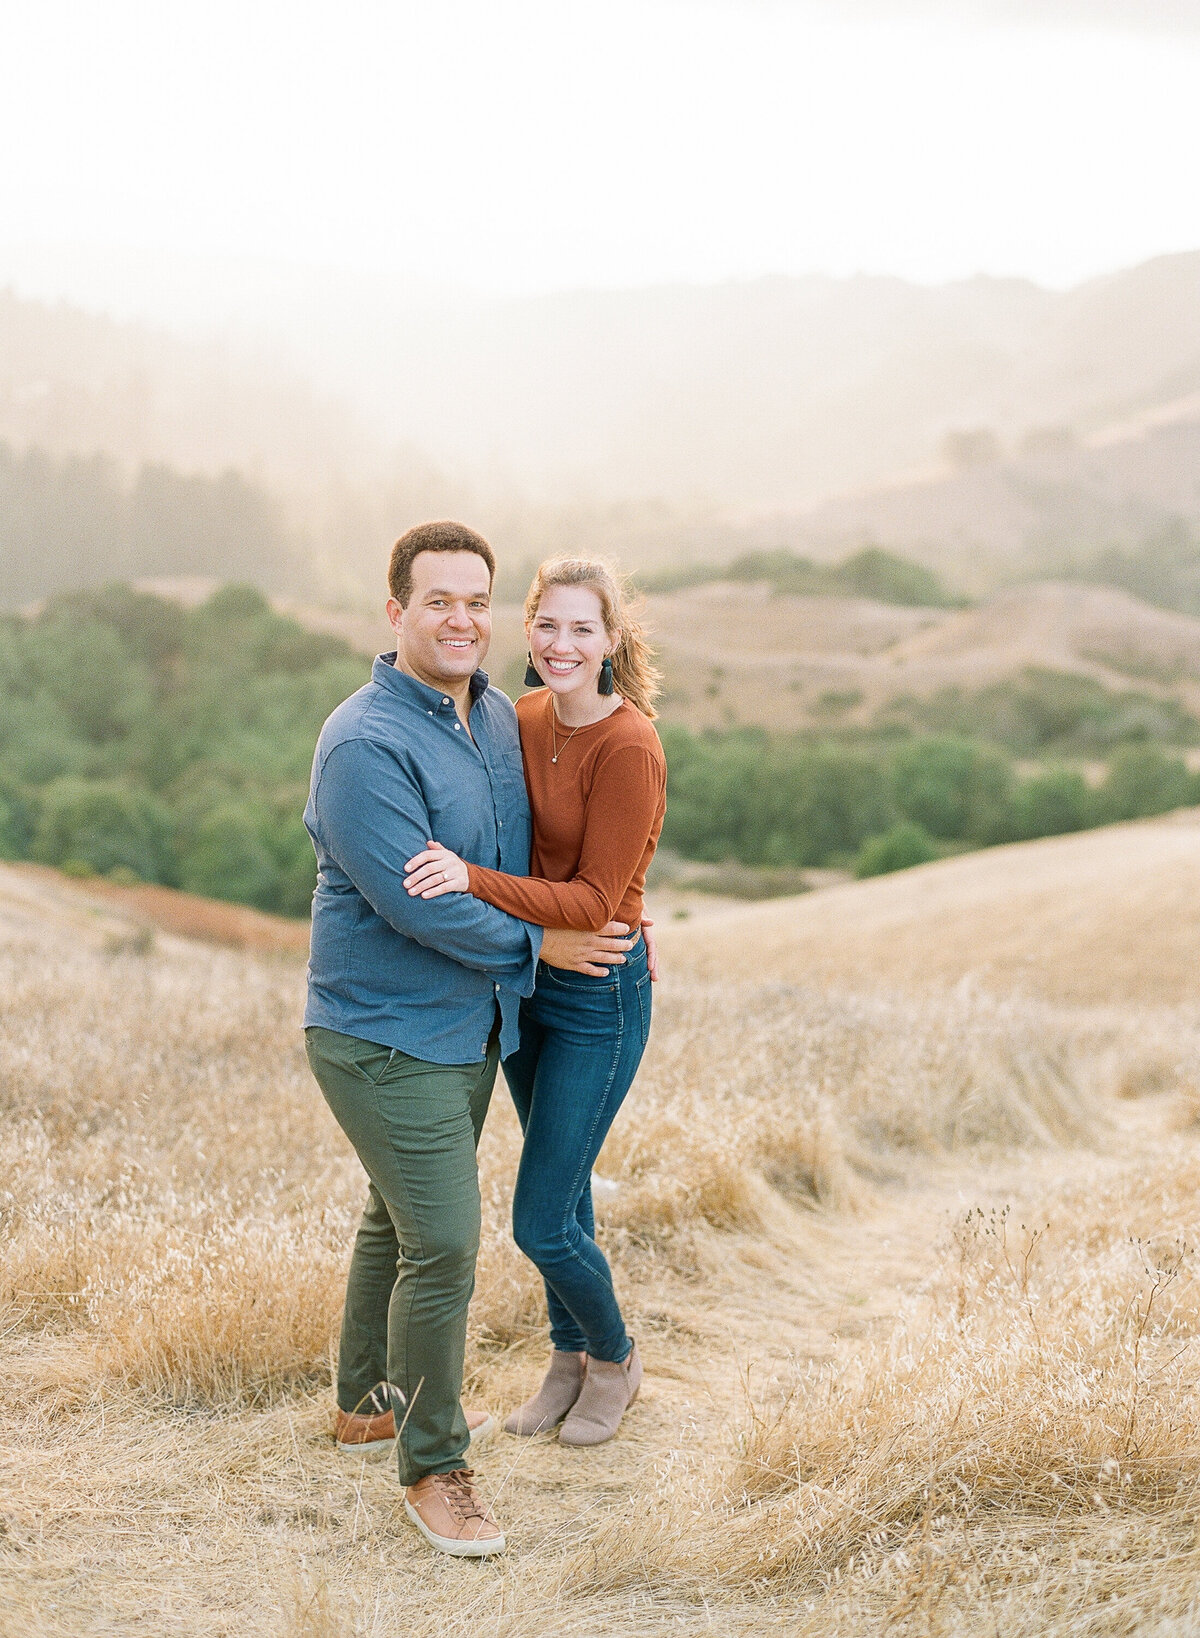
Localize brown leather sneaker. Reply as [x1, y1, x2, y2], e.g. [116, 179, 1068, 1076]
[335, 1404, 395, 1458]
[335, 1404, 494, 1457]
[404, 1468, 506, 1557]
[464, 1407, 495, 1444]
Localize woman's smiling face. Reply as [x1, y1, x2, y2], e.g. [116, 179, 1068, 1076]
[528, 584, 612, 701]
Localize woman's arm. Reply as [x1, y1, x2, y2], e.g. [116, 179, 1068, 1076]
[405, 743, 665, 931]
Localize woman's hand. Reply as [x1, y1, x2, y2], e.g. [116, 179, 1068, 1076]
[404, 841, 470, 899]
[641, 916, 659, 982]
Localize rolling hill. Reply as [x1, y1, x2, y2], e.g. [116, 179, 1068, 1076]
[784, 394, 1200, 583]
[7, 797, 1198, 1009]
[660, 805, 1200, 1006]
[266, 577, 1200, 736]
[0, 288, 369, 490]
[175, 249, 1200, 515]
[6, 251, 1200, 535]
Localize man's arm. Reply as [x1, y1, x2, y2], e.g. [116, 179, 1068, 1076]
[313, 738, 543, 986]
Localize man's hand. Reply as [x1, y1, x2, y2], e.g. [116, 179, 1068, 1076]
[541, 921, 633, 978]
[641, 916, 659, 982]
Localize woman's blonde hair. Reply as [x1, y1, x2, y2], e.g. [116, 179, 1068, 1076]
[524, 557, 661, 719]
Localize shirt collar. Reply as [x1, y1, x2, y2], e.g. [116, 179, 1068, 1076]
[372, 653, 491, 712]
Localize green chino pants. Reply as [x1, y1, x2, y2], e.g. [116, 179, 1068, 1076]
[305, 1025, 499, 1486]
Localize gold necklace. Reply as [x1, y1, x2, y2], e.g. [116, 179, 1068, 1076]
[550, 711, 586, 764]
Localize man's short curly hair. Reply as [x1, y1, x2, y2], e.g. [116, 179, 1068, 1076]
[387, 520, 496, 607]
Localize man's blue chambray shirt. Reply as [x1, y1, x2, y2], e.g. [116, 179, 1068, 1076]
[303, 654, 543, 1064]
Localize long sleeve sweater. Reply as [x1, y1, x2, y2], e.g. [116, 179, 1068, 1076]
[465, 690, 667, 933]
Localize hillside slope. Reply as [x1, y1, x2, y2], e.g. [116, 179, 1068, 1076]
[634, 578, 1200, 730]
[0, 289, 368, 488]
[7, 752, 1200, 1634]
[788, 399, 1200, 582]
[7, 252, 1200, 521]
[661, 807, 1200, 1005]
[216, 249, 1200, 512]
[263, 578, 1200, 735]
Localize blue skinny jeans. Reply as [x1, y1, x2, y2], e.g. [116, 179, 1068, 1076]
[502, 933, 651, 1362]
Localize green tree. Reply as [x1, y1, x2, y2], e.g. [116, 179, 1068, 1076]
[855, 821, 938, 878]
[1010, 767, 1092, 840]
[34, 779, 175, 881]
[660, 726, 894, 867]
[177, 806, 280, 908]
[31, 614, 153, 745]
[267, 814, 319, 917]
[891, 736, 1014, 842]
[0, 773, 32, 859]
[1097, 745, 1197, 823]
[835, 547, 957, 608]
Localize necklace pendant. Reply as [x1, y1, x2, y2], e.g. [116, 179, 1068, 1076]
[551, 755, 558, 763]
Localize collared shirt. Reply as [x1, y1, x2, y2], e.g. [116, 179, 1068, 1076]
[303, 654, 542, 1064]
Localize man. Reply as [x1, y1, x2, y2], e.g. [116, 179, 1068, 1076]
[303, 520, 632, 1559]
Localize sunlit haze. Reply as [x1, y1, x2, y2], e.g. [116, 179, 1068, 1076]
[3, 0, 1200, 317]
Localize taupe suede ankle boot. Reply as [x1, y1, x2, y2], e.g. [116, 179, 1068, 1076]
[503, 1350, 586, 1435]
[558, 1341, 642, 1446]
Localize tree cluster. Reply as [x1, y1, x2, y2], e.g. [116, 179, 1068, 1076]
[0, 584, 364, 913]
[0, 442, 299, 608]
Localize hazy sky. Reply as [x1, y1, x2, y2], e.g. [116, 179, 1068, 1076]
[3, 0, 1200, 307]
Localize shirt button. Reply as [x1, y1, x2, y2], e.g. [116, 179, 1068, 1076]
[454, 723, 461, 730]
[498, 819, 503, 827]
[442, 697, 451, 705]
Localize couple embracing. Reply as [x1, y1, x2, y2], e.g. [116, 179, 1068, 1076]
[302, 520, 666, 1558]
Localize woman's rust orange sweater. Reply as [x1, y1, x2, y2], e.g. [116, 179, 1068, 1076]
[464, 689, 666, 933]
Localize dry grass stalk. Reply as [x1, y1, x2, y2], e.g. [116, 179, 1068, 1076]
[6, 861, 1200, 1633]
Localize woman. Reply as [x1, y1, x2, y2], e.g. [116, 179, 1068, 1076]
[403, 556, 666, 1446]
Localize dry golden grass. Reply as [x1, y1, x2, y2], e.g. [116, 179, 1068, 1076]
[5, 851, 1200, 1635]
[662, 804, 1200, 1006]
[6, 862, 311, 956]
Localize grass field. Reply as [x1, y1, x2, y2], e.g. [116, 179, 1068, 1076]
[3, 825, 1200, 1636]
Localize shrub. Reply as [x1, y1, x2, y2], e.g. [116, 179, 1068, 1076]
[891, 736, 1014, 842]
[1010, 766, 1092, 840]
[177, 806, 281, 909]
[32, 615, 154, 745]
[264, 814, 318, 918]
[33, 778, 176, 882]
[855, 821, 938, 878]
[0, 775, 31, 859]
[885, 668, 1200, 755]
[643, 545, 962, 607]
[661, 727, 894, 867]
[1097, 744, 1198, 824]
[834, 546, 956, 607]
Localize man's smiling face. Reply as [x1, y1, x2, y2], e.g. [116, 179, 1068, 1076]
[388, 549, 493, 691]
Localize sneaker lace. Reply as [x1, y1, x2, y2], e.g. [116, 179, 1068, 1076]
[434, 1468, 489, 1525]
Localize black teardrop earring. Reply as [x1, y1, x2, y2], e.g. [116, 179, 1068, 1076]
[523, 652, 542, 687]
[598, 656, 614, 696]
